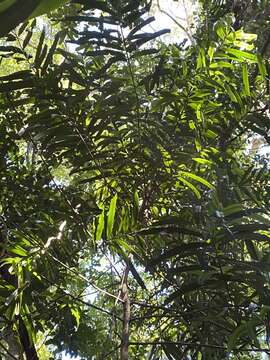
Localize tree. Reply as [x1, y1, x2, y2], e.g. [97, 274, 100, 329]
[0, 1, 270, 359]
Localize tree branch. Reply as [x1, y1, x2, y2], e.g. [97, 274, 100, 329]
[157, 0, 194, 44]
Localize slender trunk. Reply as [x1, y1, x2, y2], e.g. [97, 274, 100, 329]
[120, 266, 130, 360]
[18, 316, 39, 360]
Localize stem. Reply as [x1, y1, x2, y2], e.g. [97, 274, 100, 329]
[18, 317, 39, 360]
[120, 266, 130, 360]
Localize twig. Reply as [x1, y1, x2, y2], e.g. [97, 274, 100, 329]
[49, 253, 123, 302]
[103, 345, 121, 359]
[157, 0, 194, 44]
[40, 273, 122, 321]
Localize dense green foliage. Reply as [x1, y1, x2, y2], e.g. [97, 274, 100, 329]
[0, 0, 68, 37]
[0, 1, 270, 359]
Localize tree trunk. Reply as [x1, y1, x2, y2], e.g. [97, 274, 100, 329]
[120, 266, 130, 360]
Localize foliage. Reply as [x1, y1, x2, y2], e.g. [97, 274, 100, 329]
[0, 0, 270, 359]
[0, 0, 68, 37]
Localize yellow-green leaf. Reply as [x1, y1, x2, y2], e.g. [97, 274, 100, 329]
[257, 54, 267, 79]
[107, 194, 117, 238]
[192, 158, 212, 166]
[30, 0, 67, 19]
[179, 171, 214, 190]
[96, 208, 105, 241]
[225, 48, 257, 62]
[177, 177, 201, 199]
[70, 306, 80, 329]
[242, 62, 250, 96]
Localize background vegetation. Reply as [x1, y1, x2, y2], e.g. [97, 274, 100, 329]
[0, 0, 270, 359]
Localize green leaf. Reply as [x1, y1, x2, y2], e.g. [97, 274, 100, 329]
[0, 0, 16, 13]
[30, 0, 67, 18]
[9, 245, 27, 257]
[192, 158, 212, 166]
[128, 16, 155, 38]
[116, 239, 135, 254]
[197, 47, 206, 69]
[138, 225, 203, 237]
[177, 176, 201, 199]
[205, 129, 217, 139]
[257, 54, 267, 79]
[148, 242, 206, 267]
[228, 319, 261, 351]
[34, 27, 46, 67]
[107, 194, 117, 238]
[235, 30, 257, 42]
[133, 190, 139, 222]
[179, 171, 214, 190]
[224, 83, 238, 102]
[0, 45, 25, 54]
[129, 260, 146, 289]
[225, 48, 257, 62]
[0, 70, 32, 81]
[22, 30, 32, 49]
[42, 31, 61, 74]
[242, 62, 250, 96]
[70, 306, 80, 329]
[214, 20, 226, 40]
[95, 208, 105, 241]
[223, 203, 243, 216]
